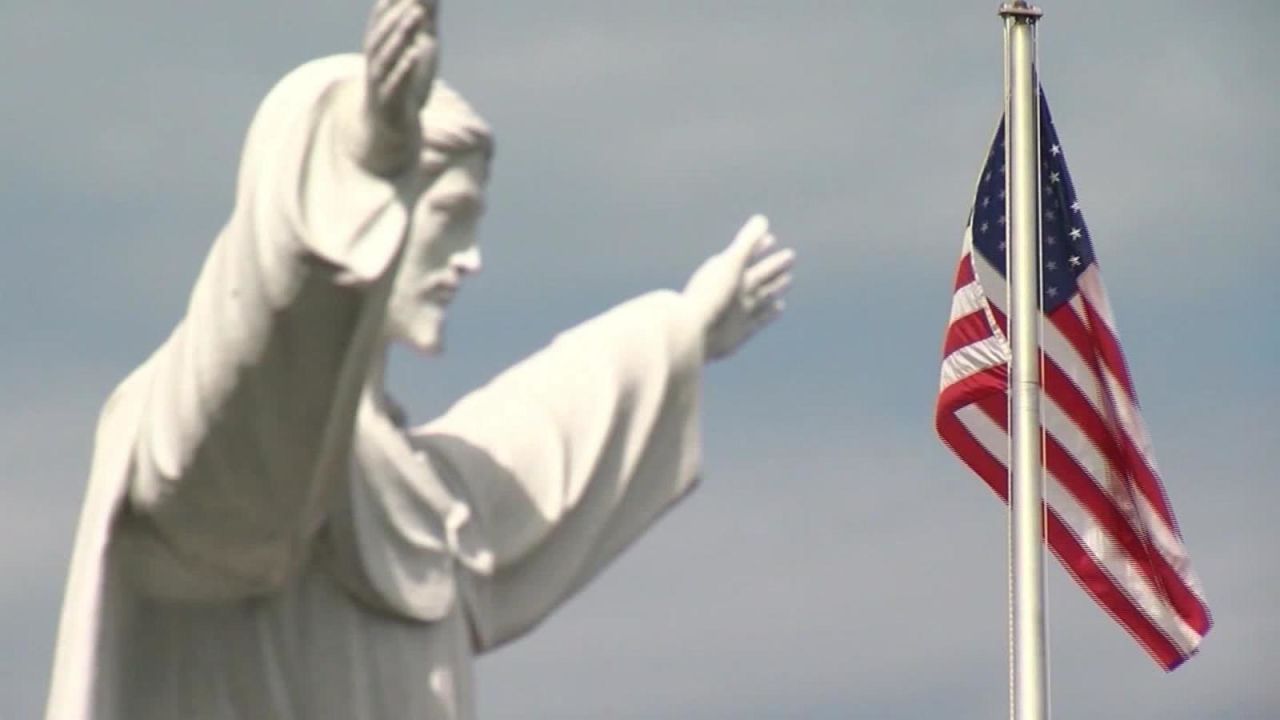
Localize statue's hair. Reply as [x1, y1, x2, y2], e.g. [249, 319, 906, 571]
[420, 79, 493, 169]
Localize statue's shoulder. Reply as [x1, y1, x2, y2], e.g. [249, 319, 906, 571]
[93, 355, 157, 451]
[262, 54, 364, 109]
[234, 54, 365, 190]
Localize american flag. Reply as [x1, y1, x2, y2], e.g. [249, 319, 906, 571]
[935, 91, 1212, 669]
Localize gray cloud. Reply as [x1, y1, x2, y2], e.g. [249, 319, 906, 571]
[2, 1, 1276, 718]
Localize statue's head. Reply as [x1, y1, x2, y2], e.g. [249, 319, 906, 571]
[385, 80, 494, 353]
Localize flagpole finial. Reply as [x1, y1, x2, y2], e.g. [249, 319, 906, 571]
[998, 2, 1043, 20]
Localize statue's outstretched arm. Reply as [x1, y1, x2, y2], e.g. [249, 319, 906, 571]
[407, 289, 705, 649]
[345, 0, 440, 176]
[397, 218, 794, 648]
[113, 1, 441, 602]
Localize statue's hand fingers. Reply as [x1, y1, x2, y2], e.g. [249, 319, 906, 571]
[726, 215, 770, 269]
[379, 31, 430, 105]
[367, 0, 412, 58]
[367, 0, 398, 30]
[750, 297, 786, 330]
[744, 246, 794, 294]
[749, 231, 777, 261]
[752, 272, 793, 307]
[369, 2, 425, 85]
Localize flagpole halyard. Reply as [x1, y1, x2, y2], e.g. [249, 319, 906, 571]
[999, 2, 1048, 720]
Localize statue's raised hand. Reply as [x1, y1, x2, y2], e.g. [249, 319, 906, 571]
[683, 215, 795, 362]
[357, 0, 439, 174]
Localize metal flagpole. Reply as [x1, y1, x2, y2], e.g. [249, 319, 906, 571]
[999, 2, 1048, 720]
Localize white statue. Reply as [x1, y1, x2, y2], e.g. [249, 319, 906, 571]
[47, 1, 795, 718]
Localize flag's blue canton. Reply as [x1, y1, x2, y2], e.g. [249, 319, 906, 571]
[970, 92, 1097, 313]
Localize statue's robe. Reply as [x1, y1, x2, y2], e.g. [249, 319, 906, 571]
[46, 55, 703, 720]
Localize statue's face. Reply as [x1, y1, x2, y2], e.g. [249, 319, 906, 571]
[385, 151, 488, 353]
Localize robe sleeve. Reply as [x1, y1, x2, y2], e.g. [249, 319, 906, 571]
[114, 55, 412, 601]
[409, 290, 705, 651]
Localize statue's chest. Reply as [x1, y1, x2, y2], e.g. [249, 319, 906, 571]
[319, 409, 489, 624]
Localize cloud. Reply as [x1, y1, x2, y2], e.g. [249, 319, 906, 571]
[0, 375, 109, 717]
[2, 2, 1276, 718]
[473, 390, 1278, 719]
[7, 1, 1274, 308]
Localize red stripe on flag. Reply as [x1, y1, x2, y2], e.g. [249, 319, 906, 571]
[1044, 508, 1188, 670]
[1041, 358, 1125, 473]
[1040, 354, 1213, 633]
[1048, 305, 1182, 538]
[935, 413, 1008, 502]
[969, 396, 1191, 668]
[945, 301, 1212, 639]
[943, 310, 997, 358]
[1077, 299, 1185, 531]
[984, 304, 1133, 495]
[975, 394, 1210, 634]
[954, 255, 976, 290]
[988, 304, 1009, 338]
[975, 394, 1154, 577]
[937, 366, 1007, 415]
[1080, 298, 1138, 404]
[934, 407, 1187, 669]
[1045, 303, 1098, 375]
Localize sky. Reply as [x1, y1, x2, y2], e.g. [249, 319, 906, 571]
[2, 1, 1277, 718]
